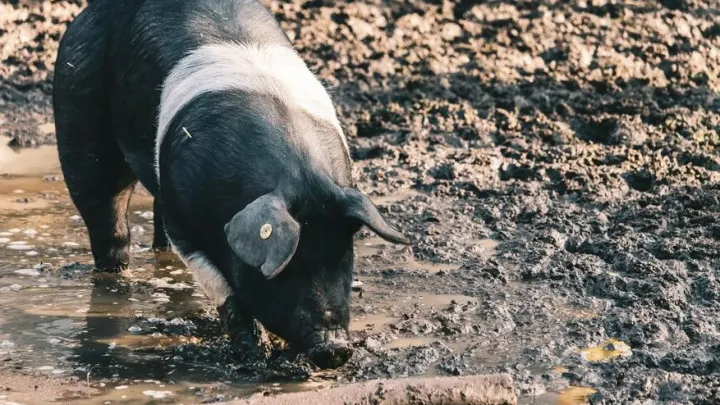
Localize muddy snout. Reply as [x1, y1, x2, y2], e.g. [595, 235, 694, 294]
[303, 328, 353, 369]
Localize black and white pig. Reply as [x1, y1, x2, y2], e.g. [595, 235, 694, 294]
[53, 0, 410, 369]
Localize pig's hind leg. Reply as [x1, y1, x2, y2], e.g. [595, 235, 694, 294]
[54, 10, 137, 272]
[152, 200, 171, 251]
[56, 134, 137, 272]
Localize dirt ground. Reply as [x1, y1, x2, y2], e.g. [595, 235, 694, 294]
[1, 0, 719, 404]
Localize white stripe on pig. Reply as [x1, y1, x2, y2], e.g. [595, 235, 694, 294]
[154, 42, 348, 177]
[172, 244, 232, 307]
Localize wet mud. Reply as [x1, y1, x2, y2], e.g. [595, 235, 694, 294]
[1, 0, 720, 404]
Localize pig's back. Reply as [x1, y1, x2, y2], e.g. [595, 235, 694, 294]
[96, 0, 292, 190]
[109, 0, 290, 72]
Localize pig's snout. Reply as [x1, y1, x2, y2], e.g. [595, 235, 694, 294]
[303, 329, 353, 369]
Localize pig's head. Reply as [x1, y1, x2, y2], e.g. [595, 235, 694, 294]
[223, 187, 409, 369]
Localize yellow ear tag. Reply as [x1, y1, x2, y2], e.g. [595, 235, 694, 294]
[260, 223, 273, 240]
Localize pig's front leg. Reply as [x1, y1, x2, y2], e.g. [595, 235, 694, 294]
[174, 248, 271, 358]
[151, 200, 171, 252]
[217, 297, 273, 359]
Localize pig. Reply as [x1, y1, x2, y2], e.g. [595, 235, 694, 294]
[53, 0, 410, 369]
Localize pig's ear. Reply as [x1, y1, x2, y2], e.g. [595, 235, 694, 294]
[342, 188, 411, 245]
[224, 194, 300, 279]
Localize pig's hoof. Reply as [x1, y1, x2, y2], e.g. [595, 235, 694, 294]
[151, 244, 171, 252]
[233, 321, 273, 360]
[307, 341, 354, 369]
[93, 261, 129, 273]
[218, 300, 272, 360]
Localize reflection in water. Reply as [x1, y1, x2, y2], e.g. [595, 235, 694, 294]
[0, 144, 61, 176]
[73, 274, 136, 379]
[72, 256, 208, 382]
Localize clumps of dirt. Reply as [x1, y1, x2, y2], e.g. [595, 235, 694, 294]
[575, 115, 649, 146]
[0, 0, 84, 147]
[2, 0, 720, 403]
[56, 261, 93, 279]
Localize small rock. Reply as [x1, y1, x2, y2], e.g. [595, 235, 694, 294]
[62, 242, 80, 247]
[0, 238, 11, 244]
[139, 211, 154, 220]
[148, 278, 192, 290]
[7, 245, 33, 251]
[442, 23, 463, 40]
[365, 337, 381, 349]
[69, 215, 82, 222]
[115, 385, 129, 390]
[14, 269, 40, 277]
[128, 326, 142, 333]
[131, 225, 145, 234]
[143, 390, 173, 399]
[347, 17, 374, 40]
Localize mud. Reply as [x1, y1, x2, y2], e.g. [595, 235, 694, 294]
[1, 0, 719, 404]
[227, 374, 517, 405]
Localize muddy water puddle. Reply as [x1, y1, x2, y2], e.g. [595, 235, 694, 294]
[0, 143, 61, 176]
[0, 148, 328, 403]
[382, 336, 437, 349]
[522, 387, 598, 405]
